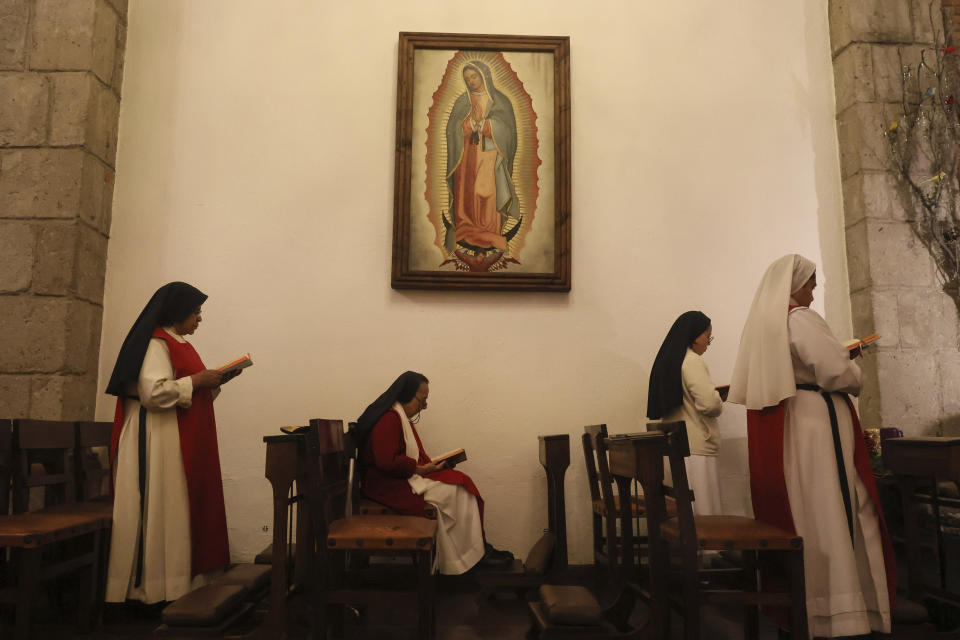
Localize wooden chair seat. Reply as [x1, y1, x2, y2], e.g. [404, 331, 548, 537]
[327, 515, 436, 550]
[0, 510, 108, 548]
[662, 515, 802, 551]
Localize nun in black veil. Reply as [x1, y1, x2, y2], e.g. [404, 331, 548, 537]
[105, 282, 238, 604]
[355, 371, 512, 574]
[647, 311, 725, 516]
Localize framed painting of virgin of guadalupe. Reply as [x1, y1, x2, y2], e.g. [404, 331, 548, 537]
[392, 32, 571, 291]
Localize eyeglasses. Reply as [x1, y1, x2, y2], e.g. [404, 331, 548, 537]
[707, 336, 714, 345]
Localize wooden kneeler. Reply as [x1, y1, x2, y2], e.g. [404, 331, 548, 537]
[154, 563, 271, 636]
[476, 435, 570, 597]
[528, 584, 643, 639]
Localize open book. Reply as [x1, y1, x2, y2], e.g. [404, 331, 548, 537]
[432, 448, 467, 467]
[218, 353, 253, 375]
[715, 384, 730, 396]
[842, 334, 879, 358]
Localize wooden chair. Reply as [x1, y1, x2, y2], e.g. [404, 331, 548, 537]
[651, 421, 807, 640]
[305, 418, 438, 640]
[583, 425, 649, 583]
[74, 421, 114, 504]
[0, 419, 112, 639]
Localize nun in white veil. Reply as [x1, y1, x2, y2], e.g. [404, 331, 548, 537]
[728, 254, 894, 638]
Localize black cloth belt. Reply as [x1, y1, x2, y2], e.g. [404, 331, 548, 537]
[135, 405, 147, 588]
[795, 383, 855, 544]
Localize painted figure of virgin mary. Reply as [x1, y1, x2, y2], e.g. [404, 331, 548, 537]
[444, 60, 521, 269]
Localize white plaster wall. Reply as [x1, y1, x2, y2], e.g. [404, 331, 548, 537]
[95, 0, 851, 564]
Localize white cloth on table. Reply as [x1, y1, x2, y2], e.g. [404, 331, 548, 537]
[784, 306, 890, 637]
[106, 329, 196, 604]
[395, 403, 485, 575]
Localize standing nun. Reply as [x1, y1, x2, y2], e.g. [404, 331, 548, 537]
[647, 311, 725, 515]
[728, 255, 894, 637]
[105, 282, 236, 603]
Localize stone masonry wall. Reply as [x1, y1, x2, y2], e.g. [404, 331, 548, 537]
[0, 0, 126, 419]
[831, 0, 960, 435]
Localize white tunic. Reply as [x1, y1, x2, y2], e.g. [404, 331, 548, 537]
[662, 349, 724, 515]
[784, 307, 890, 637]
[394, 403, 485, 575]
[106, 329, 198, 604]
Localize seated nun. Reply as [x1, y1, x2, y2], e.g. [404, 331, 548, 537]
[354, 371, 512, 573]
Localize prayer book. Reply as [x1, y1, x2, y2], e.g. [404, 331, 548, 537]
[280, 425, 310, 435]
[218, 353, 253, 375]
[432, 448, 467, 467]
[843, 334, 879, 358]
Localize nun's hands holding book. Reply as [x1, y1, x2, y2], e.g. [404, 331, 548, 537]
[415, 461, 447, 476]
[191, 369, 223, 388]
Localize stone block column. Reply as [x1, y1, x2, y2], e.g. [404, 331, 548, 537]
[0, 0, 126, 419]
[830, 0, 960, 435]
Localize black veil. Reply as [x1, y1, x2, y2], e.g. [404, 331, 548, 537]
[352, 371, 428, 449]
[646, 311, 711, 420]
[105, 282, 207, 396]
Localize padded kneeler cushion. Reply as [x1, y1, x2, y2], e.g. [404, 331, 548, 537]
[161, 584, 247, 627]
[538, 584, 603, 626]
[213, 563, 271, 592]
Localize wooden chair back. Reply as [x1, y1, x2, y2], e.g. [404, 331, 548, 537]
[654, 421, 697, 545]
[12, 419, 77, 513]
[581, 424, 606, 505]
[303, 418, 348, 527]
[583, 424, 619, 574]
[75, 421, 113, 501]
[0, 419, 12, 516]
[604, 431, 671, 639]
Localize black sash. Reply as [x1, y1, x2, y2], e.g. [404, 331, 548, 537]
[796, 383, 854, 544]
[135, 405, 147, 587]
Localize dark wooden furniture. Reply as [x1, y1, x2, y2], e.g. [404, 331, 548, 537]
[309, 418, 437, 640]
[260, 419, 438, 640]
[477, 434, 570, 594]
[260, 424, 324, 639]
[0, 420, 112, 640]
[74, 421, 114, 504]
[884, 436, 960, 609]
[649, 422, 807, 640]
[528, 432, 667, 640]
[583, 424, 649, 582]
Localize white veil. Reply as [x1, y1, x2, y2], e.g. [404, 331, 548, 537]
[727, 254, 816, 410]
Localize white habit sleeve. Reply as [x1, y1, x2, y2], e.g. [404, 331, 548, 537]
[138, 338, 194, 410]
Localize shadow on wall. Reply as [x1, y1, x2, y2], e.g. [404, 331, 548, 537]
[935, 414, 960, 437]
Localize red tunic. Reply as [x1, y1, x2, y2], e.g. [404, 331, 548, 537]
[361, 409, 484, 526]
[110, 328, 230, 577]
